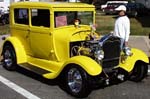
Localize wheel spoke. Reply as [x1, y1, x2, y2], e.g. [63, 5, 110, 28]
[67, 68, 82, 93]
[4, 49, 13, 67]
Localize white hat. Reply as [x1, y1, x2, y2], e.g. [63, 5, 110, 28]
[115, 5, 126, 11]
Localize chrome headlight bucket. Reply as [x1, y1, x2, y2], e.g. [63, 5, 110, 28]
[124, 47, 132, 56]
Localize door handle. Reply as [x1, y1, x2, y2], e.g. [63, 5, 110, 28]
[27, 29, 30, 32]
[26, 29, 30, 38]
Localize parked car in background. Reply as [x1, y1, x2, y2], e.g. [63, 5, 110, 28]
[101, 1, 128, 11]
[104, 3, 126, 15]
[0, 12, 9, 25]
[0, 7, 9, 25]
[93, 1, 104, 10]
[126, 3, 149, 17]
[0, 0, 10, 12]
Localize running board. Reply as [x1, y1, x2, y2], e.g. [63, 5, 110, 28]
[19, 63, 51, 76]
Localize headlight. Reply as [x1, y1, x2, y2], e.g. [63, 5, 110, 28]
[95, 50, 104, 60]
[124, 47, 132, 56]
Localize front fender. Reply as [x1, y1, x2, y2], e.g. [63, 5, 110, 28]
[119, 48, 149, 72]
[2, 37, 27, 64]
[63, 56, 102, 76]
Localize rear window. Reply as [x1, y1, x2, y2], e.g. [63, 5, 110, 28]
[14, 8, 29, 25]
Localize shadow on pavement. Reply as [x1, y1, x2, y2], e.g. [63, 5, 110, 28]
[15, 66, 72, 96]
[15, 66, 127, 90]
[16, 66, 59, 86]
[15, 66, 121, 97]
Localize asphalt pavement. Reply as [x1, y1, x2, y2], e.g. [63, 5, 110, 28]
[128, 36, 150, 56]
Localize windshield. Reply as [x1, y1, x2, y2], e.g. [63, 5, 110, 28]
[54, 11, 93, 28]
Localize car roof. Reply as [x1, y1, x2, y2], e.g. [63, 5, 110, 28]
[127, 3, 143, 5]
[127, 3, 145, 7]
[108, 3, 126, 5]
[10, 1, 94, 8]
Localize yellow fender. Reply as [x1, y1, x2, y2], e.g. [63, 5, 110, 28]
[2, 37, 27, 64]
[119, 48, 149, 72]
[63, 56, 102, 76]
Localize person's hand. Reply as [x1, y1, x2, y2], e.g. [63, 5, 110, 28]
[125, 41, 128, 47]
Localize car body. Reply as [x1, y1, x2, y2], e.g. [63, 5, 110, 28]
[104, 3, 126, 14]
[126, 3, 149, 17]
[1, 2, 149, 98]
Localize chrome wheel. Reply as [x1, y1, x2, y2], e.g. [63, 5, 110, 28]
[3, 45, 17, 71]
[4, 49, 13, 67]
[64, 66, 91, 98]
[67, 68, 82, 93]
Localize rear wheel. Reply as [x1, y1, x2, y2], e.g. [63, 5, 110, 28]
[2, 45, 17, 71]
[129, 62, 148, 82]
[64, 65, 91, 98]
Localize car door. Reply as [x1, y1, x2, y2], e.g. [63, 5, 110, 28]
[29, 8, 53, 60]
[13, 8, 33, 56]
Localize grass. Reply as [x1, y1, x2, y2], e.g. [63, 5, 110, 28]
[95, 14, 115, 35]
[0, 13, 149, 36]
[0, 24, 10, 35]
[95, 12, 150, 36]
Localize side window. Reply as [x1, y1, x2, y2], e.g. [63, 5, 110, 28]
[14, 8, 29, 25]
[31, 9, 50, 27]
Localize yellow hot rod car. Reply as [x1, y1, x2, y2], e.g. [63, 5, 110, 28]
[1, 2, 149, 98]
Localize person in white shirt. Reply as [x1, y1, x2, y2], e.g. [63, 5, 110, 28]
[113, 5, 130, 49]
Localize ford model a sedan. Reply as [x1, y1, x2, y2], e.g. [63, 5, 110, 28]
[1, 2, 149, 98]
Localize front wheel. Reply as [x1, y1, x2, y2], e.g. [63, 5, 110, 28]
[2, 45, 17, 71]
[64, 65, 91, 98]
[129, 62, 148, 82]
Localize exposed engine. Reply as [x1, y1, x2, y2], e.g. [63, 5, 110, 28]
[70, 40, 104, 64]
[70, 35, 121, 68]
